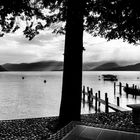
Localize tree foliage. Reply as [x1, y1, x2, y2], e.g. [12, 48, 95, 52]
[0, 0, 140, 43]
[85, 0, 140, 43]
[0, 0, 66, 39]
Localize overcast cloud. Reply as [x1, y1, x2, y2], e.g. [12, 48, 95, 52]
[0, 29, 140, 65]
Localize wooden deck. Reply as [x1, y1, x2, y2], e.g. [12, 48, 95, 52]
[62, 125, 140, 140]
[85, 92, 128, 112]
[109, 103, 127, 112]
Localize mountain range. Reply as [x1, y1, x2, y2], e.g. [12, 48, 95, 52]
[109, 63, 140, 71]
[0, 65, 7, 71]
[1, 60, 140, 71]
[2, 61, 63, 71]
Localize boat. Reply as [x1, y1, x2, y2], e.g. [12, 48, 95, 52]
[102, 74, 118, 81]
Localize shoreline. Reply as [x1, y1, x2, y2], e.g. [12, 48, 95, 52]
[81, 111, 140, 133]
[0, 111, 140, 139]
[0, 116, 59, 139]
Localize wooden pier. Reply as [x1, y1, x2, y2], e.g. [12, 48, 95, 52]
[114, 82, 140, 97]
[82, 86, 128, 113]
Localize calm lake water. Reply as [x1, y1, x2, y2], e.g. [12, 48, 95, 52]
[0, 71, 140, 120]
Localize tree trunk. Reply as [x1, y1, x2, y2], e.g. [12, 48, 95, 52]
[58, 0, 84, 128]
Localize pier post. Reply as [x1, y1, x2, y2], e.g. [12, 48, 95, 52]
[114, 82, 116, 95]
[88, 92, 92, 111]
[117, 97, 120, 106]
[119, 82, 122, 96]
[134, 85, 137, 98]
[87, 87, 90, 93]
[82, 86, 85, 101]
[126, 83, 129, 88]
[98, 90, 101, 107]
[126, 92, 128, 98]
[132, 84, 135, 89]
[87, 87, 90, 103]
[132, 84, 135, 98]
[125, 83, 129, 98]
[90, 88, 93, 103]
[105, 93, 109, 113]
[95, 93, 98, 113]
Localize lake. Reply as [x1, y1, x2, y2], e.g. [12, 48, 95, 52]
[0, 71, 140, 120]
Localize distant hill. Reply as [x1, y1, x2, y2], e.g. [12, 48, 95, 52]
[0, 65, 7, 71]
[2, 61, 140, 71]
[92, 62, 120, 71]
[110, 63, 140, 71]
[82, 62, 105, 71]
[2, 61, 63, 71]
[2, 61, 106, 71]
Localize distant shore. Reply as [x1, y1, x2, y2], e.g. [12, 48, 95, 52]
[2, 60, 140, 71]
[0, 111, 140, 140]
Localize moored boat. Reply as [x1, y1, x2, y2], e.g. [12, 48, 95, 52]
[102, 74, 118, 81]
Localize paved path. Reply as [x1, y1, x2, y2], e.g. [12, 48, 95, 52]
[62, 125, 140, 140]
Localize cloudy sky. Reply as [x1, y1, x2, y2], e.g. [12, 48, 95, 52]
[0, 28, 140, 65]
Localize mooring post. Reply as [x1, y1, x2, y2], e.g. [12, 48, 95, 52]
[134, 85, 137, 98]
[95, 93, 98, 113]
[87, 87, 90, 102]
[119, 82, 122, 96]
[90, 88, 93, 103]
[105, 93, 109, 113]
[134, 94, 137, 99]
[98, 90, 101, 107]
[87, 86, 90, 93]
[126, 91, 128, 98]
[132, 84, 135, 89]
[82, 86, 85, 101]
[125, 83, 129, 98]
[117, 97, 120, 106]
[114, 82, 116, 95]
[126, 83, 129, 88]
[133, 92, 135, 98]
[88, 102, 91, 112]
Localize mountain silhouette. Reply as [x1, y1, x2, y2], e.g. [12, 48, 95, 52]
[0, 65, 7, 71]
[3, 61, 63, 71]
[110, 63, 140, 71]
[2, 61, 140, 71]
[2, 61, 106, 71]
[82, 61, 105, 71]
[92, 62, 120, 71]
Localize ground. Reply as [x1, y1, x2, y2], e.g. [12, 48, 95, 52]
[0, 111, 140, 140]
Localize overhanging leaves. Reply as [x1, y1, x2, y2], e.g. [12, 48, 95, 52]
[0, 0, 140, 43]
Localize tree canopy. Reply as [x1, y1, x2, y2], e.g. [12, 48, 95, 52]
[85, 0, 140, 43]
[0, 0, 140, 43]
